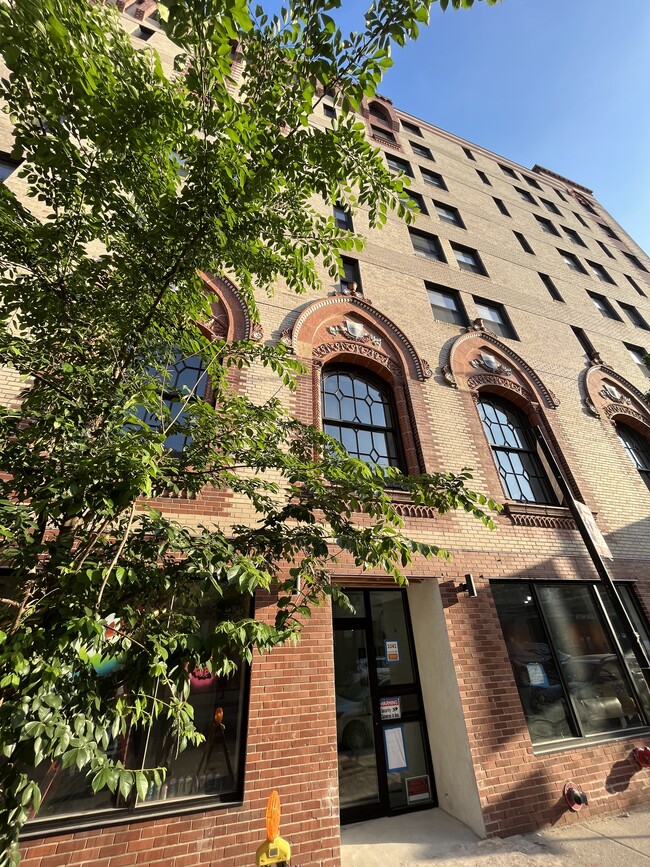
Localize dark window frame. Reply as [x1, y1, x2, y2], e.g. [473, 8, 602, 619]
[619, 301, 650, 331]
[516, 187, 536, 205]
[409, 228, 446, 262]
[535, 216, 560, 237]
[410, 141, 434, 160]
[321, 365, 406, 471]
[494, 197, 511, 217]
[452, 243, 487, 276]
[333, 203, 353, 231]
[626, 275, 647, 298]
[540, 197, 562, 215]
[559, 249, 587, 274]
[572, 326, 597, 359]
[433, 200, 465, 229]
[500, 164, 518, 179]
[340, 257, 362, 293]
[617, 423, 650, 491]
[588, 259, 616, 284]
[476, 169, 492, 187]
[407, 190, 428, 215]
[473, 297, 517, 340]
[514, 231, 535, 254]
[539, 273, 564, 302]
[426, 282, 468, 326]
[562, 226, 586, 247]
[625, 342, 650, 377]
[420, 167, 447, 190]
[400, 118, 423, 137]
[463, 146, 476, 161]
[587, 290, 622, 321]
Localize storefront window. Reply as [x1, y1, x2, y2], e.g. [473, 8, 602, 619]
[492, 581, 650, 746]
[28, 595, 249, 831]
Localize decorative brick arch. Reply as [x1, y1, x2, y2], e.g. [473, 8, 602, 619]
[199, 271, 263, 343]
[361, 95, 402, 150]
[443, 327, 583, 523]
[583, 363, 650, 429]
[283, 294, 433, 478]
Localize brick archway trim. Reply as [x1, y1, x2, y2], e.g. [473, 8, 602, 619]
[288, 294, 432, 382]
[583, 363, 650, 429]
[445, 327, 560, 410]
[199, 272, 263, 342]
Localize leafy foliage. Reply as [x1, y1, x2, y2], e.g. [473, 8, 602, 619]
[0, 0, 498, 859]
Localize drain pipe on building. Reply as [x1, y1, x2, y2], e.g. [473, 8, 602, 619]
[534, 425, 650, 694]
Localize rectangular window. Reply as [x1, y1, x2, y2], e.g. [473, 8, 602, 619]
[541, 197, 561, 215]
[539, 273, 564, 302]
[516, 187, 536, 204]
[598, 240, 615, 259]
[587, 290, 622, 321]
[372, 125, 396, 142]
[514, 231, 534, 254]
[582, 199, 598, 215]
[0, 154, 20, 182]
[574, 211, 589, 227]
[333, 204, 353, 231]
[559, 249, 587, 273]
[132, 24, 155, 40]
[474, 298, 516, 339]
[411, 141, 434, 160]
[623, 251, 649, 273]
[463, 146, 476, 161]
[409, 228, 445, 262]
[500, 164, 518, 179]
[426, 283, 468, 326]
[27, 591, 250, 830]
[452, 243, 487, 276]
[401, 119, 422, 137]
[599, 223, 620, 241]
[563, 226, 586, 247]
[434, 200, 465, 228]
[524, 175, 542, 190]
[386, 153, 412, 176]
[625, 342, 650, 377]
[494, 197, 511, 217]
[324, 102, 336, 119]
[619, 301, 650, 330]
[341, 257, 362, 293]
[556, 189, 567, 202]
[535, 216, 559, 236]
[407, 190, 428, 215]
[627, 275, 647, 298]
[588, 259, 615, 284]
[572, 326, 597, 358]
[476, 169, 492, 186]
[491, 580, 650, 747]
[421, 167, 447, 189]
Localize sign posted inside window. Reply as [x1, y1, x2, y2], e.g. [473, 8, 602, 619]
[380, 697, 401, 720]
[384, 725, 408, 772]
[384, 639, 400, 663]
[406, 775, 432, 805]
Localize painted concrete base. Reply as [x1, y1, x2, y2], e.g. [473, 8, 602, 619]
[340, 805, 650, 866]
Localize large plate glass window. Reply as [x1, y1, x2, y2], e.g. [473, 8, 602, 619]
[492, 581, 650, 747]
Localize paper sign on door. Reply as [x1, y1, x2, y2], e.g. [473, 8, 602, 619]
[384, 639, 400, 664]
[380, 697, 401, 720]
[384, 725, 408, 772]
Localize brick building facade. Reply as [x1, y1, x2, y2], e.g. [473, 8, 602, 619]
[4, 11, 650, 867]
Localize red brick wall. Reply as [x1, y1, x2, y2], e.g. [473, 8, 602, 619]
[20, 595, 341, 867]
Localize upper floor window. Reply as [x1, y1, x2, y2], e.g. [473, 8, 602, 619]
[623, 251, 649, 273]
[588, 260, 615, 284]
[556, 189, 568, 202]
[421, 167, 447, 189]
[401, 119, 422, 137]
[574, 211, 589, 227]
[340, 257, 362, 293]
[426, 283, 468, 326]
[627, 275, 647, 298]
[540, 197, 561, 215]
[386, 154, 413, 176]
[334, 204, 353, 231]
[500, 164, 518, 179]
[598, 240, 615, 259]
[619, 301, 650, 330]
[369, 102, 392, 127]
[474, 298, 516, 339]
[587, 290, 621, 321]
[516, 187, 536, 205]
[599, 223, 620, 241]
[323, 102, 336, 119]
[625, 342, 650, 377]
[407, 191, 428, 215]
[434, 201, 464, 228]
[524, 175, 542, 190]
[410, 141, 434, 160]
[477, 395, 556, 504]
[618, 424, 650, 491]
[494, 197, 511, 217]
[0, 154, 20, 183]
[372, 125, 396, 142]
[539, 273, 564, 302]
[476, 169, 492, 186]
[563, 226, 586, 247]
[321, 367, 404, 469]
[453, 243, 487, 276]
[409, 228, 445, 262]
[535, 215, 559, 236]
[463, 146, 476, 161]
[559, 249, 587, 274]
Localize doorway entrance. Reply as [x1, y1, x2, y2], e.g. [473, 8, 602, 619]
[333, 588, 436, 824]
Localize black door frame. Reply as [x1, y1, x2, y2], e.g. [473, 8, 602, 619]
[333, 587, 437, 825]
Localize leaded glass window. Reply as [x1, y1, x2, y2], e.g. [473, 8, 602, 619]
[617, 424, 650, 492]
[321, 368, 403, 469]
[137, 351, 208, 455]
[477, 395, 556, 504]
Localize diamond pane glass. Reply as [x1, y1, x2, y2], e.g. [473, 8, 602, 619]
[478, 396, 556, 504]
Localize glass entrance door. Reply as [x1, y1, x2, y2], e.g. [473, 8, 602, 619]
[333, 589, 436, 824]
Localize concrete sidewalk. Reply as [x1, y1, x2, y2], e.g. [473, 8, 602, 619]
[341, 805, 650, 866]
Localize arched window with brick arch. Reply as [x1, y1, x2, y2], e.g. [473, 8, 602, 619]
[476, 393, 557, 505]
[583, 362, 650, 499]
[281, 294, 435, 507]
[444, 325, 588, 526]
[362, 97, 401, 147]
[321, 364, 406, 470]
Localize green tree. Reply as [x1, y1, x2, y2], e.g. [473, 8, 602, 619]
[0, 0, 498, 859]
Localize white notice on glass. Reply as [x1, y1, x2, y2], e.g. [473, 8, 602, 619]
[384, 726, 407, 771]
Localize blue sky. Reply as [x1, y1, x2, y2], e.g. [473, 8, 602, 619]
[373, 0, 650, 251]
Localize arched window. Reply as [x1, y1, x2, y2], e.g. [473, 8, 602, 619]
[321, 367, 404, 469]
[478, 394, 556, 504]
[138, 351, 208, 455]
[617, 423, 650, 491]
[368, 102, 391, 128]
